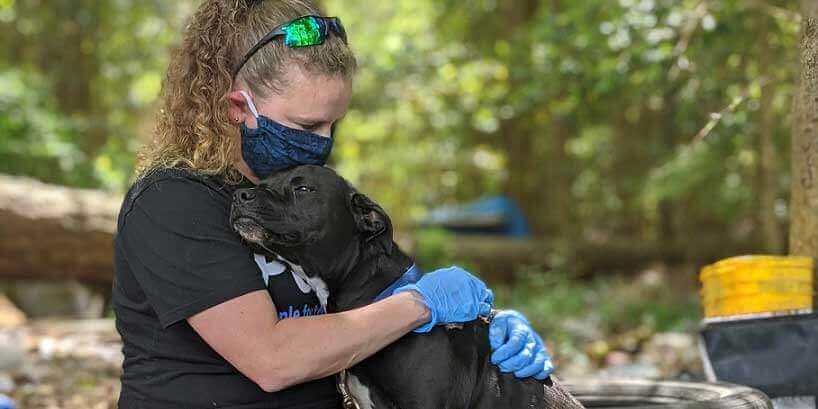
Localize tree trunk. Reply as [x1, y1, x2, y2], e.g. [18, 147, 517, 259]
[0, 175, 119, 286]
[790, 1, 818, 256]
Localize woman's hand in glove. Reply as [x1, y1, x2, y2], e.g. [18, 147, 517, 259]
[489, 310, 553, 380]
[392, 266, 493, 333]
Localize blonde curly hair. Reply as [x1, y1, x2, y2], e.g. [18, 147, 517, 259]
[137, 0, 357, 183]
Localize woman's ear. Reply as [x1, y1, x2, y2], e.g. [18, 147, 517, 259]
[227, 90, 256, 128]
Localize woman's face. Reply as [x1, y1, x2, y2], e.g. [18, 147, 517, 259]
[229, 66, 353, 182]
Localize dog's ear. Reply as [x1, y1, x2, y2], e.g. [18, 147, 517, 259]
[349, 192, 393, 254]
[349, 192, 389, 237]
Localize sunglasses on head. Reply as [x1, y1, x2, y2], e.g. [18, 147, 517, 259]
[232, 15, 348, 80]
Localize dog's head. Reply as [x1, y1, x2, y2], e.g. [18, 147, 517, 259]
[230, 165, 393, 279]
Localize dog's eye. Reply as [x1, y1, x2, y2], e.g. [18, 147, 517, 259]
[294, 186, 314, 193]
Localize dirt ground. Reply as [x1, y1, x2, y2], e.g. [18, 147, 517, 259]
[2, 320, 121, 409]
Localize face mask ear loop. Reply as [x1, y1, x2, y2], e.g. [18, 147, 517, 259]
[239, 90, 260, 119]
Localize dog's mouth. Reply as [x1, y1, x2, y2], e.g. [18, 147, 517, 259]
[231, 216, 269, 246]
[231, 212, 305, 250]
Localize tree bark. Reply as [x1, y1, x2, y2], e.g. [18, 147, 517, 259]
[0, 175, 119, 286]
[790, 1, 818, 256]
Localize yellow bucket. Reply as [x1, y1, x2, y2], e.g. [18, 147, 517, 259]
[703, 293, 813, 318]
[699, 255, 814, 319]
[702, 279, 813, 299]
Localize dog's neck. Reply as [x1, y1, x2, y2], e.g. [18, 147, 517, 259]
[327, 243, 414, 312]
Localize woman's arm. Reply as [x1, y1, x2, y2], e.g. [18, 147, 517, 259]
[189, 289, 429, 392]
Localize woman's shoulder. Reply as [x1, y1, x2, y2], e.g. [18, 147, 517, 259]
[131, 167, 233, 194]
[119, 167, 244, 221]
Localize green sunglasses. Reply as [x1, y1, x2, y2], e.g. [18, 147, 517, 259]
[232, 15, 348, 79]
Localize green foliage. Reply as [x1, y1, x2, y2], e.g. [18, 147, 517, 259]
[0, 0, 187, 190]
[493, 267, 700, 350]
[322, 0, 798, 249]
[412, 228, 459, 271]
[411, 228, 479, 275]
[0, 69, 91, 186]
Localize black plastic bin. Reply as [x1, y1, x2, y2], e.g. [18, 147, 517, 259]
[700, 313, 818, 403]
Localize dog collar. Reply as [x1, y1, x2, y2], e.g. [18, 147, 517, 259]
[373, 264, 422, 302]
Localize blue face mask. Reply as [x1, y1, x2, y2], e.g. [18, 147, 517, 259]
[239, 91, 334, 179]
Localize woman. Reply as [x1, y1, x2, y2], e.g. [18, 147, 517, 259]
[113, 0, 553, 408]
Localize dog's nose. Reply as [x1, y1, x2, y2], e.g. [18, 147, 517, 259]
[235, 188, 256, 204]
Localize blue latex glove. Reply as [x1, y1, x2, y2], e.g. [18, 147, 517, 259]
[0, 394, 15, 409]
[489, 310, 553, 380]
[393, 266, 493, 333]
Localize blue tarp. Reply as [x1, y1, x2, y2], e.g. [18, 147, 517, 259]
[421, 195, 530, 238]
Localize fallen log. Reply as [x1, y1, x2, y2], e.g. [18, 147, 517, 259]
[0, 174, 121, 286]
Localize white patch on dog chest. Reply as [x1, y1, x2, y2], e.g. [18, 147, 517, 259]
[283, 258, 330, 309]
[253, 254, 287, 286]
[347, 373, 375, 409]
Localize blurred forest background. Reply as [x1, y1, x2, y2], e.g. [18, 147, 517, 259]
[0, 0, 799, 255]
[0, 0, 811, 406]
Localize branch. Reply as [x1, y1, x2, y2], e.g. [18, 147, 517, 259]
[692, 76, 771, 143]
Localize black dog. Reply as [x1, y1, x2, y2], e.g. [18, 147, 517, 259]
[230, 165, 583, 409]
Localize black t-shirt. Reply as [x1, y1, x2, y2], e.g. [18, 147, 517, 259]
[112, 167, 341, 409]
